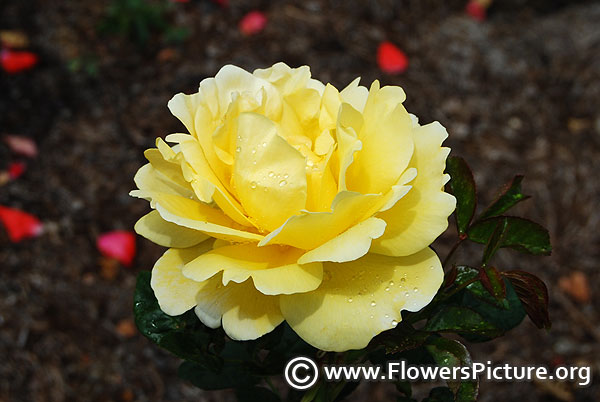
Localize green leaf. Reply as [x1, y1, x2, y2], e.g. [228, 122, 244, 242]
[478, 266, 506, 301]
[503, 271, 551, 329]
[427, 266, 526, 342]
[178, 360, 259, 391]
[424, 305, 502, 338]
[376, 324, 431, 355]
[468, 216, 552, 256]
[426, 337, 478, 402]
[446, 156, 477, 235]
[480, 175, 530, 220]
[133, 271, 220, 366]
[481, 217, 509, 265]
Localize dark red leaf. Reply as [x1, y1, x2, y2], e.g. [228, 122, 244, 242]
[503, 270, 550, 329]
[8, 161, 26, 179]
[1, 48, 38, 74]
[97, 231, 136, 267]
[0, 205, 43, 242]
[377, 41, 409, 74]
[210, 0, 228, 7]
[239, 11, 267, 36]
[478, 266, 506, 301]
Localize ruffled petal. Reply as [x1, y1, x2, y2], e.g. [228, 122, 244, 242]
[280, 248, 443, 352]
[150, 242, 213, 316]
[183, 243, 322, 295]
[135, 210, 209, 248]
[372, 122, 456, 257]
[194, 275, 283, 340]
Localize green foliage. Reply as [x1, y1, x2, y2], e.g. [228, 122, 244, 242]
[446, 156, 477, 235]
[99, 0, 188, 45]
[133, 157, 552, 402]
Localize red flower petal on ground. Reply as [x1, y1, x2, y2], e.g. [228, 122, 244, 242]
[239, 11, 267, 36]
[8, 162, 26, 179]
[3, 135, 38, 158]
[377, 41, 409, 74]
[0, 205, 43, 242]
[466, 1, 486, 21]
[0, 48, 38, 74]
[211, 0, 228, 8]
[97, 231, 136, 267]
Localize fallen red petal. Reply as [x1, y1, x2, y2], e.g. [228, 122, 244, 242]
[0, 48, 38, 74]
[3, 135, 38, 158]
[239, 11, 268, 36]
[8, 161, 26, 179]
[0, 205, 43, 242]
[97, 231, 136, 267]
[377, 41, 409, 74]
[466, 1, 486, 21]
[210, 0, 228, 7]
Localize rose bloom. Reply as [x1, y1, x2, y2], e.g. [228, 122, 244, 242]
[131, 63, 455, 352]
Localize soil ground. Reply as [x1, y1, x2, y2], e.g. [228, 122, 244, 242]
[1, 0, 599, 401]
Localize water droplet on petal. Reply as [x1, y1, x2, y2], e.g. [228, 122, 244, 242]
[251, 148, 257, 154]
[413, 287, 419, 293]
[283, 173, 289, 179]
[389, 280, 394, 286]
[268, 171, 275, 178]
[347, 297, 353, 303]
[262, 142, 267, 147]
[404, 291, 410, 297]
[391, 320, 398, 327]
[385, 287, 390, 292]
[279, 180, 287, 186]
[236, 146, 241, 153]
[370, 301, 377, 307]
[370, 315, 374, 319]
[250, 181, 257, 189]
[400, 277, 406, 283]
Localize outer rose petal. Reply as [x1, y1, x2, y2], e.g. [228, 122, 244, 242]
[372, 122, 456, 256]
[280, 248, 443, 352]
[150, 242, 213, 316]
[182, 243, 323, 295]
[345, 81, 415, 195]
[194, 275, 283, 340]
[134, 210, 209, 248]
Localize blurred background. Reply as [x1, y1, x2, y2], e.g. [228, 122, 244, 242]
[1, 0, 599, 401]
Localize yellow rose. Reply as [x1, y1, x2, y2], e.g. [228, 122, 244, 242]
[131, 63, 456, 352]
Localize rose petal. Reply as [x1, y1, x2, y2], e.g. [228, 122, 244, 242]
[0, 48, 38, 74]
[0, 205, 43, 242]
[3, 135, 38, 158]
[466, 1, 486, 21]
[239, 11, 267, 36]
[8, 161, 26, 179]
[377, 41, 409, 74]
[97, 231, 136, 267]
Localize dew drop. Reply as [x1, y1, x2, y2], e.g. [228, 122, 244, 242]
[235, 146, 241, 153]
[370, 301, 377, 307]
[384, 314, 390, 319]
[385, 287, 390, 292]
[400, 277, 406, 283]
[262, 142, 267, 147]
[404, 291, 410, 297]
[369, 315, 374, 319]
[268, 171, 275, 178]
[250, 181, 257, 189]
[283, 173, 289, 179]
[413, 287, 419, 293]
[389, 280, 394, 286]
[252, 160, 257, 165]
[251, 148, 257, 154]
[306, 159, 314, 167]
[347, 297, 353, 303]
[391, 320, 398, 327]
[279, 180, 287, 186]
